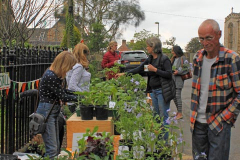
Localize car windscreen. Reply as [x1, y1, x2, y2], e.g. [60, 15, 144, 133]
[122, 52, 147, 59]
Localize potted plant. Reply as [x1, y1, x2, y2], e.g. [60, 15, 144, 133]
[74, 91, 94, 120]
[78, 126, 115, 159]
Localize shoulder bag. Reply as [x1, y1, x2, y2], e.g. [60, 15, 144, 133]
[180, 57, 192, 80]
[29, 95, 56, 136]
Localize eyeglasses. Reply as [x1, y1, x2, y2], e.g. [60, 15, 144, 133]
[198, 36, 214, 42]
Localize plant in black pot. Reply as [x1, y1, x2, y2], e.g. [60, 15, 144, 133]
[74, 91, 94, 120]
[78, 126, 115, 160]
[91, 83, 112, 120]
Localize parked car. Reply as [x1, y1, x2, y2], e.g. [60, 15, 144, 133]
[119, 50, 148, 74]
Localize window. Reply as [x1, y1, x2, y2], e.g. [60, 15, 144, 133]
[228, 23, 233, 49]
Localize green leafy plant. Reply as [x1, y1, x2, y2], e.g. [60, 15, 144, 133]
[172, 59, 192, 72]
[78, 126, 115, 159]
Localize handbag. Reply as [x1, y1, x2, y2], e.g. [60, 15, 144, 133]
[158, 54, 176, 103]
[181, 71, 192, 80]
[29, 99, 56, 136]
[180, 57, 192, 80]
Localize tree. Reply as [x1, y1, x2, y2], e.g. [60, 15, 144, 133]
[75, 0, 145, 41]
[165, 37, 177, 48]
[87, 22, 109, 54]
[0, 0, 62, 47]
[61, 25, 81, 48]
[185, 37, 202, 53]
[128, 29, 158, 53]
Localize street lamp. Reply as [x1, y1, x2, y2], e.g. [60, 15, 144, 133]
[155, 22, 159, 37]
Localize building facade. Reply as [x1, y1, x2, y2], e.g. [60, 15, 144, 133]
[224, 10, 240, 54]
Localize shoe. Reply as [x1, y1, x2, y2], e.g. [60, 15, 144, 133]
[176, 115, 183, 120]
[176, 113, 183, 120]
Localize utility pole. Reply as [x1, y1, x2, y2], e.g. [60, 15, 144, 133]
[155, 22, 159, 37]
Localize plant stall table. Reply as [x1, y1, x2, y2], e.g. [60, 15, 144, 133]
[66, 113, 114, 150]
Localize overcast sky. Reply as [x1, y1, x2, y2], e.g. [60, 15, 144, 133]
[116, 0, 240, 51]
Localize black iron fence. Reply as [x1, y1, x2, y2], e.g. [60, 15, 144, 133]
[0, 46, 64, 154]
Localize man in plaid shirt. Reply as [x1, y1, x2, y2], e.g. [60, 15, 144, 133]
[191, 19, 240, 160]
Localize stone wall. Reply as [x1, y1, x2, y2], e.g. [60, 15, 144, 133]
[224, 12, 240, 54]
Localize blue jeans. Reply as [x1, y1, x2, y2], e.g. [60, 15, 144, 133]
[150, 88, 170, 140]
[36, 102, 61, 159]
[192, 121, 231, 160]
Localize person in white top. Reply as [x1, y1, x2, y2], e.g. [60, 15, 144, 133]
[66, 43, 91, 112]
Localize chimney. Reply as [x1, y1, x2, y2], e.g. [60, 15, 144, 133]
[122, 40, 127, 45]
[130, 40, 134, 43]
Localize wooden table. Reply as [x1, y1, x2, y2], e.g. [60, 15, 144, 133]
[66, 113, 114, 150]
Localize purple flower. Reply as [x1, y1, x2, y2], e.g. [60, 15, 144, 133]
[166, 109, 170, 112]
[130, 78, 134, 83]
[173, 116, 178, 124]
[177, 137, 183, 144]
[136, 113, 142, 118]
[127, 107, 132, 113]
[134, 88, 138, 92]
[135, 81, 140, 85]
[150, 106, 154, 111]
[165, 117, 171, 124]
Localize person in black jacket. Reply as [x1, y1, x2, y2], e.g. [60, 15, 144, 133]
[36, 51, 78, 159]
[116, 37, 172, 140]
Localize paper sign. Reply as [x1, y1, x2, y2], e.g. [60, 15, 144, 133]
[0, 73, 11, 90]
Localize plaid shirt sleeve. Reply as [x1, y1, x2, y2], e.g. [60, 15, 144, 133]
[221, 51, 240, 122]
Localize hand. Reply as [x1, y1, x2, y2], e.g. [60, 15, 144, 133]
[173, 70, 178, 75]
[115, 73, 125, 78]
[148, 64, 157, 72]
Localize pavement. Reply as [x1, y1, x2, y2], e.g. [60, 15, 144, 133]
[171, 78, 240, 160]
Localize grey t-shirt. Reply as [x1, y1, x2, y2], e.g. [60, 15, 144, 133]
[196, 55, 216, 123]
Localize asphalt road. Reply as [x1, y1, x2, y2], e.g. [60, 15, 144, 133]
[170, 78, 240, 160]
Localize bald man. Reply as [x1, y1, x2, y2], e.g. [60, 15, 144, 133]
[190, 19, 240, 160]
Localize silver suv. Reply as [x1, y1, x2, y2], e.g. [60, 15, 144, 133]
[120, 50, 148, 73]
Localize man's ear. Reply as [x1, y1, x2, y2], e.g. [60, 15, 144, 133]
[218, 30, 222, 38]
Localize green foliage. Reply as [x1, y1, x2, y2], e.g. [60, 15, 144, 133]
[78, 126, 114, 159]
[87, 22, 108, 53]
[0, 39, 32, 48]
[128, 29, 158, 53]
[166, 37, 177, 47]
[61, 25, 81, 48]
[185, 37, 202, 53]
[61, 2, 81, 49]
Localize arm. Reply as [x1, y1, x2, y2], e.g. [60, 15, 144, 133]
[68, 65, 84, 92]
[221, 54, 240, 122]
[149, 59, 172, 79]
[127, 58, 149, 75]
[101, 53, 115, 68]
[52, 77, 78, 102]
[175, 56, 189, 76]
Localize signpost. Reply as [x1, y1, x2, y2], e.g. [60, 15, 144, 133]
[0, 73, 11, 90]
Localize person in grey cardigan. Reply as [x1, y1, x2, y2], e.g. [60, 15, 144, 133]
[66, 43, 91, 112]
[171, 45, 188, 120]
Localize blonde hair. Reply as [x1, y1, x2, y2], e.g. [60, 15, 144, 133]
[73, 43, 90, 68]
[107, 41, 117, 51]
[50, 51, 77, 78]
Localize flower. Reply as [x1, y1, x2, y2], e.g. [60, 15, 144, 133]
[172, 59, 191, 72]
[135, 81, 140, 85]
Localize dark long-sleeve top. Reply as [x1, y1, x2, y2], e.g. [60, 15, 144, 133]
[127, 54, 172, 91]
[39, 69, 78, 104]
